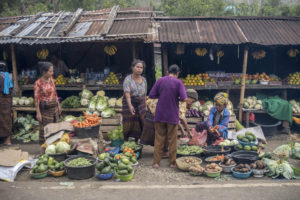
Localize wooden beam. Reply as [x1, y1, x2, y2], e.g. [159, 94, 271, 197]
[101, 6, 119, 35]
[162, 45, 168, 76]
[239, 47, 249, 122]
[59, 8, 83, 37]
[10, 12, 42, 36]
[46, 11, 64, 37]
[10, 44, 20, 97]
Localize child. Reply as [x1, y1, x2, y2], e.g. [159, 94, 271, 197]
[195, 92, 230, 145]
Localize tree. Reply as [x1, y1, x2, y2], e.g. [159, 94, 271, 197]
[97, 0, 136, 8]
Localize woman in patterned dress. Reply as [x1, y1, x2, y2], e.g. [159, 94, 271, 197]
[34, 62, 61, 144]
[122, 59, 147, 141]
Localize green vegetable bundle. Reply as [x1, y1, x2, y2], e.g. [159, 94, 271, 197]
[61, 96, 81, 108]
[263, 158, 300, 179]
[120, 141, 141, 151]
[177, 145, 203, 155]
[108, 126, 124, 141]
[12, 114, 39, 143]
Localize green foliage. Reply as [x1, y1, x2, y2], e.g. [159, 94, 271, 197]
[98, 0, 136, 8]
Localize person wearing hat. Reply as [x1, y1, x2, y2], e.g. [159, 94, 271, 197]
[195, 92, 230, 145]
[178, 89, 199, 138]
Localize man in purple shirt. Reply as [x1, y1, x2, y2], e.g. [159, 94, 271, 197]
[149, 64, 188, 168]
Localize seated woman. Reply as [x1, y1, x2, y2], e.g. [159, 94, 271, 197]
[195, 92, 230, 145]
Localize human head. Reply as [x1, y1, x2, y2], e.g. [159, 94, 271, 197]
[131, 59, 145, 75]
[168, 64, 180, 77]
[214, 92, 228, 112]
[186, 89, 198, 106]
[0, 61, 8, 72]
[39, 61, 54, 78]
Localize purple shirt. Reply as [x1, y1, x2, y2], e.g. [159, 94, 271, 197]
[149, 76, 187, 125]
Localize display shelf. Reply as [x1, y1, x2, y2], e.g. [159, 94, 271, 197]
[20, 84, 123, 91]
[185, 84, 300, 90]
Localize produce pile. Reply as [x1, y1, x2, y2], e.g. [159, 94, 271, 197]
[218, 139, 239, 147]
[273, 142, 300, 159]
[189, 165, 204, 175]
[177, 145, 204, 155]
[48, 157, 65, 172]
[115, 157, 134, 176]
[237, 131, 257, 144]
[97, 153, 118, 174]
[13, 97, 34, 106]
[263, 158, 299, 179]
[32, 154, 49, 174]
[293, 117, 300, 125]
[121, 141, 142, 152]
[220, 156, 236, 166]
[233, 72, 270, 85]
[287, 72, 300, 85]
[54, 74, 67, 85]
[236, 143, 259, 151]
[251, 160, 267, 170]
[72, 113, 101, 128]
[183, 157, 201, 165]
[61, 96, 81, 108]
[243, 96, 263, 110]
[208, 154, 224, 162]
[191, 99, 234, 116]
[67, 157, 92, 167]
[107, 126, 124, 141]
[104, 72, 119, 85]
[205, 163, 222, 173]
[290, 100, 300, 114]
[45, 141, 71, 155]
[12, 115, 39, 143]
[233, 164, 251, 173]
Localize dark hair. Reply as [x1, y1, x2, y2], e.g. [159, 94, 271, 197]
[38, 61, 53, 75]
[0, 61, 8, 72]
[131, 59, 145, 71]
[168, 64, 180, 74]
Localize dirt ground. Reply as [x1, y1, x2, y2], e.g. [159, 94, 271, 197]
[1, 131, 298, 184]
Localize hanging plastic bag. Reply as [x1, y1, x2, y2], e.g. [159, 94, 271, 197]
[188, 128, 207, 146]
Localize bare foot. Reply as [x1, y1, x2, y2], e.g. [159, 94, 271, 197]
[162, 152, 169, 159]
[4, 136, 12, 145]
[152, 163, 159, 169]
[170, 164, 176, 168]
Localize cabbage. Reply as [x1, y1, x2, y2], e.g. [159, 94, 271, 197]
[116, 98, 122, 107]
[96, 96, 108, 112]
[101, 107, 116, 118]
[64, 115, 77, 122]
[18, 98, 25, 105]
[108, 98, 117, 107]
[88, 99, 97, 112]
[45, 144, 56, 154]
[204, 110, 209, 116]
[292, 143, 300, 159]
[255, 104, 262, 109]
[191, 101, 201, 110]
[96, 90, 105, 96]
[24, 99, 31, 105]
[230, 139, 239, 145]
[80, 98, 90, 106]
[13, 97, 19, 105]
[55, 141, 70, 154]
[93, 111, 100, 116]
[273, 144, 292, 157]
[81, 89, 93, 99]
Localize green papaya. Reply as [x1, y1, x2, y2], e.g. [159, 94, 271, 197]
[131, 158, 137, 164]
[242, 138, 249, 143]
[118, 169, 129, 175]
[121, 158, 130, 165]
[127, 165, 133, 173]
[235, 120, 244, 131]
[101, 166, 112, 174]
[237, 134, 244, 141]
[104, 157, 110, 166]
[96, 162, 105, 171]
[246, 135, 254, 142]
[124, 152, 132, 158]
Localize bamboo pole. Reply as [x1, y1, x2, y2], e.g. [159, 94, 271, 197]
[162, 45, 168, 76]
[239, 47, 249, 122]
[11, 44, 20, 97]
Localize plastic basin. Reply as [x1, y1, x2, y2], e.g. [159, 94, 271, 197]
[115, 171, 134, 182]
[219, 162, 236, 173]
[30, 170, 48, 179]
[64, 156, 96, 180]
[97, 171, 114, 180]
[231, 167, 252, 179]
[205, 170, 221, 178]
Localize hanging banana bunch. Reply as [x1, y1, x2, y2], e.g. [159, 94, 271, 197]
[216, 50, 224, 64]
[252, 50, 266, 60]
[2, 51, 7, 60]
[287, 49, 299, 58]
[104, 45, 117, 56]
[195, 48, 207, 56]
[36, 48, 49, 60]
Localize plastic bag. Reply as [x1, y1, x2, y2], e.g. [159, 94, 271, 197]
[188, 128, 207, 146]
[0, 160, 32, 182]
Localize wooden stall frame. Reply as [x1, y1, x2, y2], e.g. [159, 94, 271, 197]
[239, 47, 249, 122]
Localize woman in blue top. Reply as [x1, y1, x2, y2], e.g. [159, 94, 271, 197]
[196, 92, 230, 145]
[0, 61, 14, 145]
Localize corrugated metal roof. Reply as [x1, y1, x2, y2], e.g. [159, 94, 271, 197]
[155, 17, 300, 46]
[0, 7, 154, 45]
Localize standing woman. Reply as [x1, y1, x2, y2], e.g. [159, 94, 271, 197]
[34, 62, 61, 144]
[122, 59, 147, 141]
[0, 61, 14, 145]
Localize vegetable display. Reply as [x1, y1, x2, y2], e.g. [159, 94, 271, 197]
[220, 156, 236, 166]
[233, 164, 251, 173]
[67, 157, 92, 167]
[72, 113, 101, 128]
[48, 157, 65, 172]
[185, 109, 203, 118]
[108, 126, 124, 141]
[273, 142, 300, 159]
[121, 141, 141, 151]
[263, 158, 300, 179]
[61, 96, 81, 108]
[189, 165, 204, 175]
[32, 155, 49, 174]
[205, 163, 222, 173]
[115, 157, 134, 176]
[237, 131, 257, 143]
[290, 100, 300, 114]
[208, 154, 224, 162]
[218, 139, 238, 146]
[63, 115, 77, 122]
[13, 96, 34, 106]
[243, 96, 263, 110]
[177, 145, 203, 155]
[12, 115, 39, 143]
[96, 153, 118, 174]
[251, 160, 267, 170]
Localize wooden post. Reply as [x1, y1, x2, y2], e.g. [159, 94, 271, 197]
[11, 44, 20, 97]
[132, 42, 136, 60]
[162, 45, 168, 76]
[239, 47, 249, 122]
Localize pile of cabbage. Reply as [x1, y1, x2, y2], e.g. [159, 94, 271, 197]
[243, 96, 263, 110]
[191, 99, 234, 116]
[82, 89, 122, 118]
[263, 158, 300, 179]
[273, 142, 300, 159]
[12, 114, 39, 143]
[13, 96, 34, 106]
[289, 100, 300, 114]
[45, 141, 71, 155]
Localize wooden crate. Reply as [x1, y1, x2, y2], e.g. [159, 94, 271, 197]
[100, 114, 121, 133]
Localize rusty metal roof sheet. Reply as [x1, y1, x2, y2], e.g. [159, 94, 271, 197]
[155, 17, 300, 46]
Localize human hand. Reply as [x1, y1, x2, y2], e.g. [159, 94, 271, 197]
[129, 105, 136, 115]
[36, 112, 42, 122]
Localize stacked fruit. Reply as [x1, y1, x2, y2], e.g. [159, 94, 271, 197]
[104, 45, 117, 56]
[252, 50, 266, 60]
[54, 74, 67, 85]
[181, 74, 204, 86]
[104, 72, 119, 85]
[287, 72, 300, 85]
[194, 48, 207, 56]
[287, 49, 299, 58]
[36, 49, 49, 60]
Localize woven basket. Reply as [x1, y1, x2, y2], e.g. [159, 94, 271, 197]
[176, 157, 202, 171]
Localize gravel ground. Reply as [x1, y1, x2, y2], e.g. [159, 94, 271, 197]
[3, 132, 300, 184]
